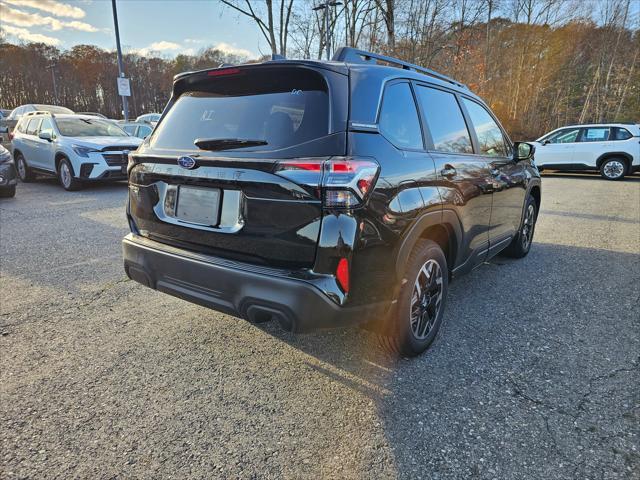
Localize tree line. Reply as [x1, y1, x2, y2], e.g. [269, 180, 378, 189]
[1, 0, 637, 139]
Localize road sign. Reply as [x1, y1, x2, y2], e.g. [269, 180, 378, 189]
[117, 77, 131, 97]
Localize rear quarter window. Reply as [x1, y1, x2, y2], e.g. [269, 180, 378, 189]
[151, 67, 331, 152]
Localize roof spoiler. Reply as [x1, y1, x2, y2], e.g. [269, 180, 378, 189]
[332, 47, 467, 89]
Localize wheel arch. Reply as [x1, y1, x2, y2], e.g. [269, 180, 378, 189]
[394, 209, 462, 279]
[596, 152, 633, 171]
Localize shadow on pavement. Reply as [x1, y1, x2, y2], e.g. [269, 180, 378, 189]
[257, 242, 640, 479]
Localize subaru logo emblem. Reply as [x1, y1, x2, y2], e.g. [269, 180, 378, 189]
[178, 156, 196, 169]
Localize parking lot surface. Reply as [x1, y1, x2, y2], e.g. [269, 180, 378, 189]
[1, 173, 639, 479]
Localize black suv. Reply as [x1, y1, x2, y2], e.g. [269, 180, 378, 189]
[123, 48, 541, 357]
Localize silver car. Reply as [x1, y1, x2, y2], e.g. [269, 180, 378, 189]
[11, 111, 142, 191]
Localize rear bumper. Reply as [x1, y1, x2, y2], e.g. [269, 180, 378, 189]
[122, 234, 384, 332]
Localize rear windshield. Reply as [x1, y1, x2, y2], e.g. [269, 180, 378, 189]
[151, 67, 330, 152]
[56, 118, 127, 137]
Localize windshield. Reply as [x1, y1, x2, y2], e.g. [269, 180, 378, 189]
[56, 118, 128, 137]
[151, 67, 329, 152]
[35, 105, 74, 114]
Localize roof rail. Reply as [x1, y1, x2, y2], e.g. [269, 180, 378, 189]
[25, 111, 53, 117]
[332, 47, 467, 89]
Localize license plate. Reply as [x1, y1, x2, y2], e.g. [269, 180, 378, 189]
[176, 186, 220, 226]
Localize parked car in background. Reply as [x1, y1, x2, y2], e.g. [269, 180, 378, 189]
[532, 123, 640, 180]
[76, 112, 108, 119]
[12, 112, 142, 191]
[0, 110, 12, 148]
[119, 121, 153, 139]
[1, 104, 74, 148]
[123, 47, 541, 357]
[135, 113, 161, 125]
[0, 144, 17, 198]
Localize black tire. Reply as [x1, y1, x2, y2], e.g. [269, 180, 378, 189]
[379, 239, 448, 357]
[600, 157, 626, 181]
[57, 157, 82, 191]
[503, 194, 537, 258]
[0, 185, 16, 198]
[15, 153, 34, 182]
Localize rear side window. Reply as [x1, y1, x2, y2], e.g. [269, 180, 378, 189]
[378, 83, 423, 150]
[15, 118, 27, 133]
[151, 68, 330, 151]
[25, 118, 42, 135]
[612, 127, 632, 140]
[582, 127, 610, 142]
[462, 98, 507, 157]
[415, 86, 473, 154]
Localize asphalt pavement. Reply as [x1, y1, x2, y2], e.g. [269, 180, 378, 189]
[1, 173, 639, 479]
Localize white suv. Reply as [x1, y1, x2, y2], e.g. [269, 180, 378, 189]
[11, 112, 142, 190]
[532, 123, 640, 180]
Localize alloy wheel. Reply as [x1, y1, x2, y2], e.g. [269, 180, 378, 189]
[17, 157, 26, 179]
[60, 162, 72, 189]
[410, 259, 444, 340]
[603, 160, 624, 179]
[521, 204, 535, 250]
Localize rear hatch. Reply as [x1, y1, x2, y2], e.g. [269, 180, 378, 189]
[128, 63, 349, 268]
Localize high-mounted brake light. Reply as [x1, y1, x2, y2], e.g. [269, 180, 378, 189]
[207, 67, 241, 77]
[275, 157, 379, 208]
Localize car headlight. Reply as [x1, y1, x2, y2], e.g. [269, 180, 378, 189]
[72, 145, 100, 158]
[0, 149, 11, 164]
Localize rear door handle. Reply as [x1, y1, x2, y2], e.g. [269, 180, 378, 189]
[441, 165, 456, 178]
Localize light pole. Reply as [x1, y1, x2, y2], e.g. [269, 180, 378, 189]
[111, 0, 129, 120]
[313, 1, 342, 60]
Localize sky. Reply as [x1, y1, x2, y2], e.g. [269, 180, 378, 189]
[0, 0, 269, 58]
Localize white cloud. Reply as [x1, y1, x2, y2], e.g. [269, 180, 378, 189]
[184, 38, 203, 44]
[213, 42, 253, 58]
[135, 40, 182, 56]
[3, 0, 86, 18]
[0, 4, 98, 31]
[2, 24, 60, 45]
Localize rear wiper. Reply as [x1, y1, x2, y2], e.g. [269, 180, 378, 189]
[194, 138, 268, 151]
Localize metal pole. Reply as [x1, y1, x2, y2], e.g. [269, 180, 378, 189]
[325, 0, 330, 60]
[111, 0, 129, 120]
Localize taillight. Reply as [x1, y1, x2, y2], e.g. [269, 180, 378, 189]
[8, 132, 14, 141]
[275, 157, 379, 208]
[336, 258, 350, 293]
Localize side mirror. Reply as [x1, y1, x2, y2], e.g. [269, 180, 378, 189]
[38, 131, 52, 141]
[542, 139, 550, 145]
[0, 126, 8, 134]
[513, 142, 535, 161]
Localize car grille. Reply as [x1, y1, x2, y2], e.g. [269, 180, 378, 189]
[102, 152, 128, 166]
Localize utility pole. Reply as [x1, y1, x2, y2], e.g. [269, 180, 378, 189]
[111, 0, 129, 120]
[47, 64, 58, 105]
[313, 1, 342, 60]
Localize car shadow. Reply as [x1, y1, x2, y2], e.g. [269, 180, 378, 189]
[255, 242, 640, 478]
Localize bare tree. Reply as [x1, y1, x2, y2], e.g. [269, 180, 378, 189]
[220, 0, 295, 56]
